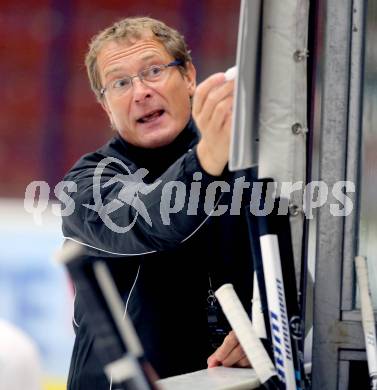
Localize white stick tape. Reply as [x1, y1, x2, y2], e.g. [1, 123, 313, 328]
[215, 283, 277, 384]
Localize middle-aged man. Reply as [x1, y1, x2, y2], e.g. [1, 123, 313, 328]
[62, 16, 254, 388]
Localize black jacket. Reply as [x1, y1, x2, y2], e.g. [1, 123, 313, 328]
[62, 119, 254, 388]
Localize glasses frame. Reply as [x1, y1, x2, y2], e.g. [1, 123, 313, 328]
[100, 59, 183, 97]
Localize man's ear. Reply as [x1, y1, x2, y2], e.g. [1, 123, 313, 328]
[184, 62, 197, 97]
[100, 98, 118, 131]
[100, 98, 114, 123]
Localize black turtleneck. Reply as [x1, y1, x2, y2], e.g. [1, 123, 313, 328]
[112, 118, 200, 181]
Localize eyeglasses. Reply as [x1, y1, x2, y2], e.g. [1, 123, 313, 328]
[100, 59, 183, 98]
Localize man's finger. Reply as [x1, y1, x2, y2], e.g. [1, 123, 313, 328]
[213, 331, 239, 361]
[194, 79, 234, 126]
[235, 357, 251, 368]
[192, 73, 226, 116]
[221, 344, 246, 367]
[203, 79, 234, 117]
[207, 354, 222, 368]
[209, 94, 233, 129]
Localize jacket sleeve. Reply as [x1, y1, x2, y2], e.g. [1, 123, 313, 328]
[62, 146, 228, 257]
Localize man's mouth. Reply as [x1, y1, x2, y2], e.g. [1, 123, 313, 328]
[136, 109, 165, 124]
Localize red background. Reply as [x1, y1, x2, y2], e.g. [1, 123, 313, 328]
[0, 0, 240, 197]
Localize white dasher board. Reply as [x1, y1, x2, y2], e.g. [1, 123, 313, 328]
[157, 366, 260, 390]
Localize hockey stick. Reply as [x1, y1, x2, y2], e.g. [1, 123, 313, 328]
[246, 187, 306, 389]
[55, 240, 158, 390]
[215, 283, 282, 389]
[270, 201, 307, 389]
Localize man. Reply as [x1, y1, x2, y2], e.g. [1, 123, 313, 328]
[62, 16, 253, 388]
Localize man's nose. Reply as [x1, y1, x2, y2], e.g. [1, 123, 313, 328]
[132, 78, 152, 103]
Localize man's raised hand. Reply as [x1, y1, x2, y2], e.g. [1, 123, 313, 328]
[193, 73, 234, 176]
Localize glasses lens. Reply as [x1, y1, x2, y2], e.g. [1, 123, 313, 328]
[112, 77, 132, 94]
[142, 66, 164, 82]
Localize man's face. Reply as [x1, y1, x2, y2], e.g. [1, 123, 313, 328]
[97, 37, 196, 148]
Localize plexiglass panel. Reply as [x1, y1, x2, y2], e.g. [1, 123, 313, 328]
[358, 0, 377, 309]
